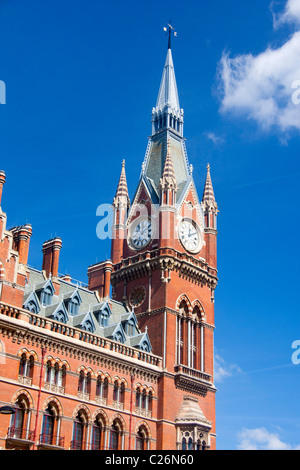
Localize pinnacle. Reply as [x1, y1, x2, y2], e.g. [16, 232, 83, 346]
[162, 140, 176, 181]
[114, 159, 130, 205]
[202, 163, 216, 204]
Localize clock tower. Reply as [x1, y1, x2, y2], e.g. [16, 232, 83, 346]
[110, 32, 218, 450]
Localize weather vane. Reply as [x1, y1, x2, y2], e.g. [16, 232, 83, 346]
[163, 22, 177, 49]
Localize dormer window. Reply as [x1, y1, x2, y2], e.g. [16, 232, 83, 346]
[69, 297, 79, 315]
[42, 287, 53, 306]
[126, 320, 135, 336]
[99, 312, 108, 327]
[27, 301, 38, 314]
[54, 310, 67, 324]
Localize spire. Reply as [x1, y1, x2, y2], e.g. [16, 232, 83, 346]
[156, 48, 180, 114]
[113, 159, 130, 208]
[202, 164, 215, 202]
[202, 164, 218, 214]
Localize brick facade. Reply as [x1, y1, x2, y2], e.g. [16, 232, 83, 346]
[0, 40, 219, 451]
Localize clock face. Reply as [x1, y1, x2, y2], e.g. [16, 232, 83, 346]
[178, 220, 202, 253]
[131, 218, 152, 249]
[129, 286, 146, 308]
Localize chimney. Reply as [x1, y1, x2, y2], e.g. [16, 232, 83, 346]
[42, 237, 62, 278]
[11, 224, 33, 265]
[0, 170, 6, 207]
[61, 274, 72, 283]
[87, 260, 112, 299]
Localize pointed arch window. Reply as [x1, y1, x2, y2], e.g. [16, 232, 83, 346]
[71, 410, 88, 450]
[136, 426, 148, 450]
[18, 353, 34, 380]
[41, 405, 55, 445]
[42, 286, 53, 306]
[109, 419, 123, 450]
[91, 416, 105, 450]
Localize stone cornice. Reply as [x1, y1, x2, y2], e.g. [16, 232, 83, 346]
[111, 247, 218, 289]
[0, 304, 162, 382]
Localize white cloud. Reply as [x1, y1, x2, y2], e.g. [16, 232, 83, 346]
[274, 0, 300, 26]
[237, 427, 300, 450]
[204, 131, 225, 145]
[218, 1, 300, 135]
[214, 354, 241, 383]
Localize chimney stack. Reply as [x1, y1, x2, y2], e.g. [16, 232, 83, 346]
[42, 237, 62, 278]
[0, 170, 6, 207]
[87, 260, 112, 299]
[11, 224, 33, 265]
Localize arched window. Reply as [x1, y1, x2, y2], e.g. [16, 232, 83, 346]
[9, 395, 31, 440]
[78, 370, 91, 397]
[91, 416, 105, 450]
[182, 437, 187, 450]
[42, 287, 53, 306]
[55, 310, 67, 324]
[136, 426, 148, 450]
[27, 300, 38, 313]
[45, 361, 66, 389]
[41, 404, 55, 445]
[113, 380, 124, 405]
[72, 411, 87, 450]
[109, 419, 122, 450]
[18, 353, 34, 379]
[69, 297, 79, 315]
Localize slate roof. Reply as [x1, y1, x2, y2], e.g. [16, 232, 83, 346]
[23, 267, 152, 352]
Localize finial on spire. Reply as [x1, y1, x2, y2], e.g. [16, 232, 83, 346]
[163, 22, 177, 50]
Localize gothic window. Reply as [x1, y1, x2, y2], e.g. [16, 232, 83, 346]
[54, 310, 67, 324]
[18, 353, 34, 379]
[139, 341, 150, 352]
[82, 319, 94, 333]
[136, 426, 148, 450]
[109, 419, 122, 450]
[45, 361, 66, 388]
[96, 376, 108, 400]
[114, 331, 124, 344]
[91, 416, 105, 450]
[126, 320, 135, 336]
[42, 287, 53, 306]
[72, 412, 86, 450]
[27, 300, 38, 313]
[9, 395, 30, 440]
[69, 297, 79, 315]
[78, 371, 91, 396]
[41, 404, 56, 445]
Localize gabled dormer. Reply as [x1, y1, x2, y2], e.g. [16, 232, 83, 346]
[36, 279, 55, 307]
[45, 300, 69, 324]
[79, 311, 96, 333]
[104, 322, 126, 344]
[94, 301, 112, 327]
[121, 311, 139, 336]
[63, 289, 82, 316]
[130, 330, 152, 352]
[23, 290, 41, 314]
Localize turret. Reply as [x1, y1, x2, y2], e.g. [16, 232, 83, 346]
[202, 164, 218, 269]
[111, 160, 130, 264]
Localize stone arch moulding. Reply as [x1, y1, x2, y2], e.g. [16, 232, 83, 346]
[11, 389, 34, 409]
[73, 403, 92, 422]
[191, 299, 206, 321]
[42, 396, 63, 416]
[176, 294, 192, 314]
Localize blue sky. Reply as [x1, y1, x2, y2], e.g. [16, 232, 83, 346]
[0, 0, 300, 450]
